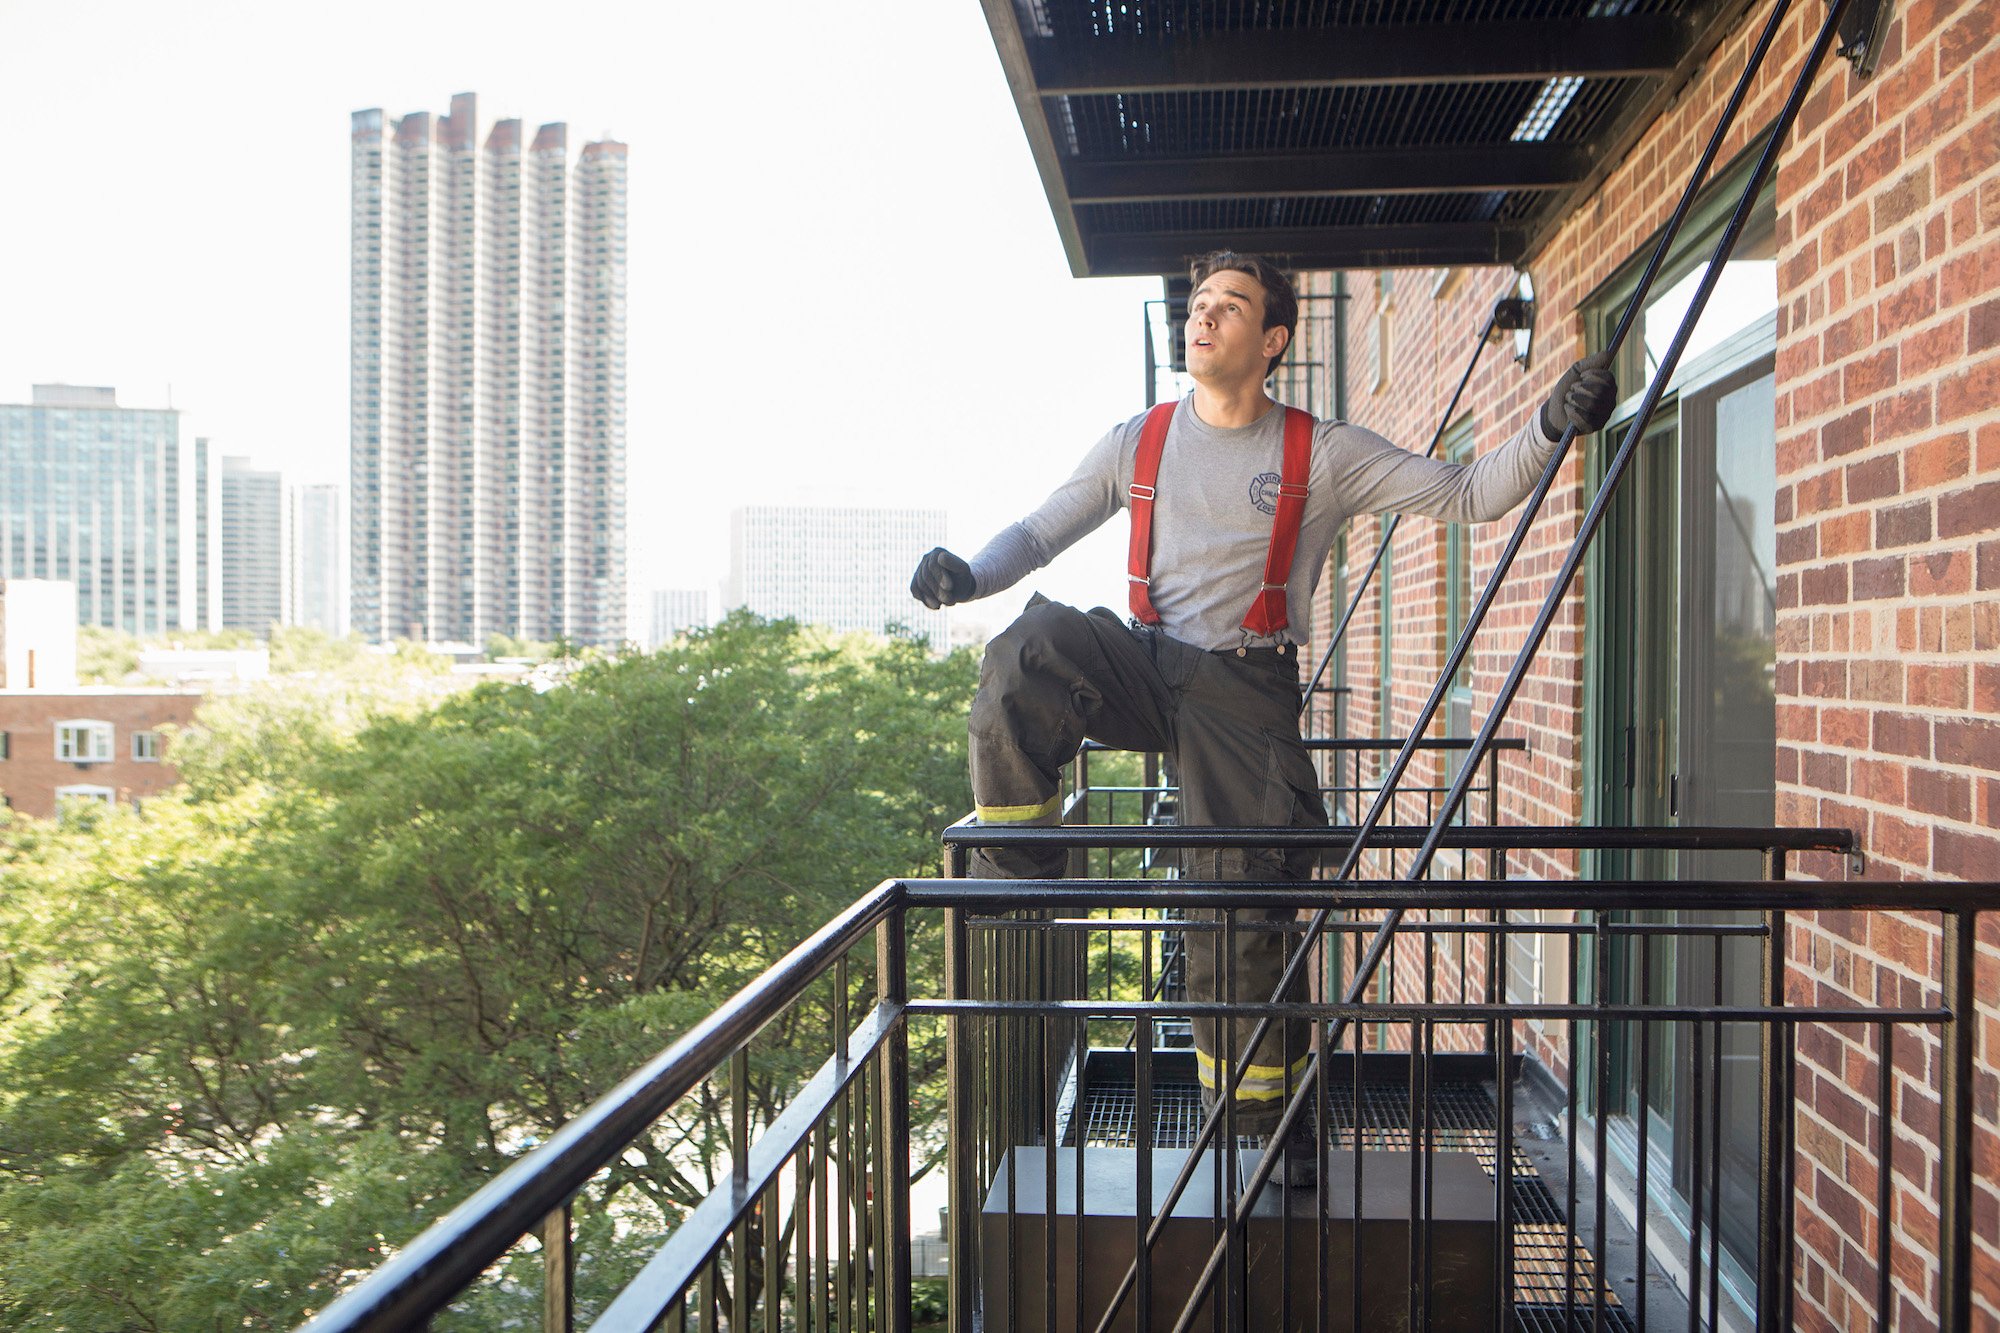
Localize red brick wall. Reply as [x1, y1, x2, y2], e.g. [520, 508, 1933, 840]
[0, 692, 200, 819]
[1769, 0, 1999, 1324]
[1304, 0, 1998, 1323]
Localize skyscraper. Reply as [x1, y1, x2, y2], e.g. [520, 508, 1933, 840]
[726, 506, 949, 649]
[292, 484, 343, 635]
[0, 385, 217, 635]
[350, 93, 627, 648]
[220, 456, 287, 632]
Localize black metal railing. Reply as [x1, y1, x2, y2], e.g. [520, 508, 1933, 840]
[1068, 737, 1528, 877]
[301, 811, 1993, 1333]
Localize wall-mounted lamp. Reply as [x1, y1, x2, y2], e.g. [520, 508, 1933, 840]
[1490, 273, 1536, 369]
[1837, 0, 1896, 78]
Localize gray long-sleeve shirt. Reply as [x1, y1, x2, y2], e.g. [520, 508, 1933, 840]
[968, 397, 1558, 651]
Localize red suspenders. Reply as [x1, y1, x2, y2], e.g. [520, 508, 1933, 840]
[1127, 401, 1314, 636]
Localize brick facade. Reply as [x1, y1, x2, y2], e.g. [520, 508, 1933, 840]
[0, 691, 200, 819]
[1297, 0, 1997, 1325]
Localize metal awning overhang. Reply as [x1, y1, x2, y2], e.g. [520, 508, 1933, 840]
[981, 0, 1755, 278]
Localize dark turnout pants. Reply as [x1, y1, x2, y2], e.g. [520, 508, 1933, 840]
[968, 599, 1326, 1134]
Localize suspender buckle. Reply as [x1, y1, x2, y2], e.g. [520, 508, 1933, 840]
[1128, 574, 1151, 585]
[1128, 483, 1156, 501]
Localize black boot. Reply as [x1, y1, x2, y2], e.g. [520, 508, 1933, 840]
[1274, 1114, 1319, 1189]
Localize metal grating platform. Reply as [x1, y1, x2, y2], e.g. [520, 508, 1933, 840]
[1061, 1050, 1637, 1331]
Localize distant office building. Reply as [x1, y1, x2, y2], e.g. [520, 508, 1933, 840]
[350, 93, 627, 648]
[293, 483, 343, 635]
[726, 506, 948, 648]
[648, 588, 710, 648]
[0, 386, 218, 635]
[220, 456, 288, 632]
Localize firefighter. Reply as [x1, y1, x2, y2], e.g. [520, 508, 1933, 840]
[911, 251, 1614, 1183]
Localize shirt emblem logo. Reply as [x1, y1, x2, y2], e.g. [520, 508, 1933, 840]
[1248, 472, 1282, 516]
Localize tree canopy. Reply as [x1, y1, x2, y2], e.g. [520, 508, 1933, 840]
[0, 615, 975, 1328]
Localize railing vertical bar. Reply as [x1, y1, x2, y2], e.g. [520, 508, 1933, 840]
[698, 1255, 716, 1333]
[1351, 1015, 1364, 1333]
[836, 955, 854, 1333]
[1637, 931, 1653, 1333]
[1137, 1017, 1156, 1333]
[1757, 898, 1786, 1332]
[871, 1054, 889, 1333]
[879, 912, 912, 1333]
[1769, 848, 1794, 1327]
[1938, 909, 1975, 1333]
[1594, 912, 1611, 1333]
[1421, 1016, 1436, 1333]
[793, 1135, 809, 1333]
[1042, 999, 1058, 1333]
[542, 1202, 572, 1333]
[1315, 1011, 1330, 1333]
[1280, 961, 1295, 1333]
[764, 1177, 784, 1333]
[1686, 1018, 1704, 1333]
[944, 903, 975, 1333]
[1875, 1020, 1893, 1333]
[1495, 994, 1515, 1333]
[1565, 997, 1579, 1331]
[733, 1045, 751, 1333]
[1222, 907, 1244, 1333]
[1002, 995, 1017, 1333]
[1707, 939, 1724, 1327]
[1074, 1013, 1090, 1333]
[1409, 1021, 1423, 1333]
[814, 1068, 830, 1333]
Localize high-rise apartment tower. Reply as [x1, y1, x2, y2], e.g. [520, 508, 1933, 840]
[292, 484, 343, 635]
[220, 456, 288, 632]
[350, 93, 627, 647]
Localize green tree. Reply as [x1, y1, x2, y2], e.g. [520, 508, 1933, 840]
[0, 615, 975, 1328]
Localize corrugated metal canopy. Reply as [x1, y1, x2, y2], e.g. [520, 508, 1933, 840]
[982, 0, 1752, 275]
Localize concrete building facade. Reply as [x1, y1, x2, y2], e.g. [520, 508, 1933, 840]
[648, 588, 711, 648]
[293, 483, 343, 635]
[220, 456, 288, 632]
[349, 94, 627, 649]
[726, 505, 949, 647]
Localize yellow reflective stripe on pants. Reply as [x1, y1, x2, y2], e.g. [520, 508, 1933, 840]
[1194, 1048, 1311, 1101]
[975, 793, 1061, 823]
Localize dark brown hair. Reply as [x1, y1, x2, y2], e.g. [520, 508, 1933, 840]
[1188, 250, 1299, 375]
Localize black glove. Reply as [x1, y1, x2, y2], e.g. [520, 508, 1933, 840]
[1540, 351, 1618, 440]
[910, 547, 975, 609]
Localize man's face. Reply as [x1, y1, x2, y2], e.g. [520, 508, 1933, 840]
[1186, 270, 1288, 385]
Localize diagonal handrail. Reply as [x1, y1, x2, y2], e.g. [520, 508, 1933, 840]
[1087, 0, 1840, 1325]
[1296, 299, 1505, 719]
[1165, 0, 1859, 1326]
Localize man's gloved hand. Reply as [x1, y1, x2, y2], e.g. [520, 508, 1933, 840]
[910, 547, 975, 609]
[1540, 351, 1619, 440]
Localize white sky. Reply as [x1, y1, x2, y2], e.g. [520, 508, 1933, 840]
[0, 0, 1159, 633]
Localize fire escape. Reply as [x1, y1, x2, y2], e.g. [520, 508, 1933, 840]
[304, 3, 1992, 1332]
